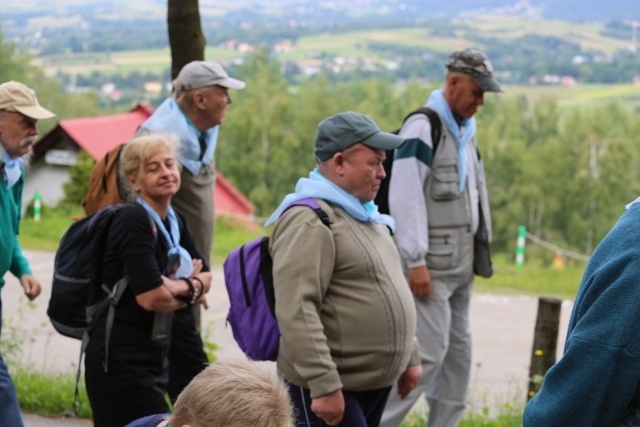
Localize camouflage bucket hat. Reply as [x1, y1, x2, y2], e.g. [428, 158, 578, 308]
[446, 48, 502, 93]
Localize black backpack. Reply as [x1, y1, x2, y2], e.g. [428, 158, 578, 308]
[375, 107, 442, 215]
[47, 203, 156, 415]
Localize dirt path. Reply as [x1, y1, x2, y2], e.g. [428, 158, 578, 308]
[5, 250, 573, 425]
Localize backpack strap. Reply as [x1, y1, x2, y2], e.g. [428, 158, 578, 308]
[286, 198, 332, 228]
[400, 106, 442, 153]
[262, 198, 332, 317]
[69, 207, 157, 417]
[376, 108, 443, 216]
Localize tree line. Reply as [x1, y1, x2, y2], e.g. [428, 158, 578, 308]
[218, 49, 640, 258]
[3, 24, 638, 260]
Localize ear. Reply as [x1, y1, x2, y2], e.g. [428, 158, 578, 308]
[193, 90, 206, 109]
[129, 175, 142, 193]
[448, 73, 460, 87]
[332, 152, 348, 176]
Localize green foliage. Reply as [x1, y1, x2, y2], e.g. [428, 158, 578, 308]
[13, 368, 92, 418]
[19, 204, 84, 251]
[0, 297, 92, 418]
[63, 151, 95, 206]
[212, 216, 267, 263]
[401, 404, 523, 427]
[220, 49, 640, 260]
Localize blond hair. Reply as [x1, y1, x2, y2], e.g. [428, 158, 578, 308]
[118, 133, 181, 201]
[171, 359, 293, 427]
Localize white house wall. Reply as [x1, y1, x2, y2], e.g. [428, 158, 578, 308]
[22, 160, 70, 211]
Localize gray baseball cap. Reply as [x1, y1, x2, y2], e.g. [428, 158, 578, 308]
[174, 61, 246, 91]
[314, 112, 405, 162]
[446, 48, 502, 93]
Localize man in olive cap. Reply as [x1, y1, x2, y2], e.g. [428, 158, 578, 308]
[381, 49, 500, 427]
[136, 61, 246, 404]
[0, 80, 55, 426]
[265, 112, 422, 426]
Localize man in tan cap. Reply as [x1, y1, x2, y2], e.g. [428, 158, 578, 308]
[0, 80, 55, 426]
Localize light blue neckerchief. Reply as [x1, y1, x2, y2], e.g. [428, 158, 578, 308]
[625, 197, 640, 210]
[141, 98, 219, 175]
[265, 169, 396, 231]
[1, 149, 23, 189]
[136, 197, 194, 278]
[426, 89, 477, 192]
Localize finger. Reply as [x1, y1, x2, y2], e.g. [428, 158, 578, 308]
[199, 296, 209, 309]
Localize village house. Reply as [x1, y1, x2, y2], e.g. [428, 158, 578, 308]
[27, 103, 256, 225]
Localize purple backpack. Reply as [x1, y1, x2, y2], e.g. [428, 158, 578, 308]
[223, 198, 331, 361]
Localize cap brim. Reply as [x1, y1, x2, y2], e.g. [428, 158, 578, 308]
[363, 130, 406, 151]
[474, 76, 502, 93]
[217, 77, 246, 90]
[15, 105, 56, 120]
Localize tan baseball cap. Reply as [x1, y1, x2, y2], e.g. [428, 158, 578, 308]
[0, 81, 55, 120]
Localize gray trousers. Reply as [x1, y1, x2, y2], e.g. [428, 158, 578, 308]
[172, 164, 215, 264]
[381, 278, 473, 427]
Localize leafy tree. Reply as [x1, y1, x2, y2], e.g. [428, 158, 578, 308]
[219, 48, 298, 215]
[62, 151, 94, 206]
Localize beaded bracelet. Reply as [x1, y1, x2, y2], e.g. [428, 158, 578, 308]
[178, 277, 196, 306]
[192, 276, 204, 300]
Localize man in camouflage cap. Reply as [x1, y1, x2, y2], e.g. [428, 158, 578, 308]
[446, 48, 502, 93]
[381, 49, 500, 427]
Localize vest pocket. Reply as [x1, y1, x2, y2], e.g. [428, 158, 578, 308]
[431, 164, 460, 201]
[427, 232, 457, 270]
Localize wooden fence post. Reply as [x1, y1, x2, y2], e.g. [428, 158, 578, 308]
[527, 297, 562, 401]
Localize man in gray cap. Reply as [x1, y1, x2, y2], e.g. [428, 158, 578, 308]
[265, 112, 422, 427]
[0, 80, 55, 426]
[137, 61, 246, 403]
[381, 48, 499, 427]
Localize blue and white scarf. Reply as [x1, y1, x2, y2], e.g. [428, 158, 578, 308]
[265, 169, 395, 231]
[137, 197, 194, 278]
[1, 149, 23, 189]
[142, 98, 219, 175]
[426, 89, 477, 192]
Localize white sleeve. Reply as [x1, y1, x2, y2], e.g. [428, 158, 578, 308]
[389, 115, 434, 268]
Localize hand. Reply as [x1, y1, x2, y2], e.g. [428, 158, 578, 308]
[397, 364, 422, 399]
[20, 274, 41, 301]
[191, 259, 203, 275]
[311, 389, 344, 426]
[197, 294, 209, 309]
[408, 265, 431, 299]
[193, 271, 212, 295]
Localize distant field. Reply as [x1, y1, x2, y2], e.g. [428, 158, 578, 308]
[36, 15, 632, 77]
[32, 16, 640, 111]
[501, 83, 640, 110]
[36, 47, 239, 77]
[471, 15, 631, 52]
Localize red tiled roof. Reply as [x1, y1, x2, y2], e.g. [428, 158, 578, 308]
[59, 103, 153, 160]
[33, 103, 256, 218]
[216, 171, 256, 215]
